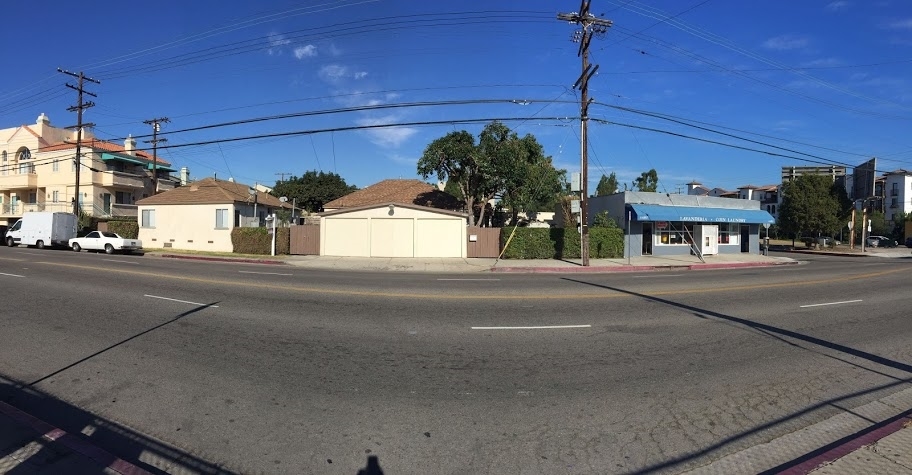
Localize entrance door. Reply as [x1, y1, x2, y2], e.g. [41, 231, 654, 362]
[102, 193, 112, 214]
[740, 225, 750, 252]
[642, 223, 653, 255]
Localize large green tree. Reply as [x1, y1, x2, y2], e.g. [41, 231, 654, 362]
[633, 169, 659, 192]
[500, 136, 565, 223]
[271, 170, 357, 212]
[595, 172, 619, 196]
[778, 174, 849, 240]
[417, 121, 553, 227]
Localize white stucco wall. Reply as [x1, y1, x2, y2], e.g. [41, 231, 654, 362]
[138, 203, 236, 252]
[321, 205, 467, 258]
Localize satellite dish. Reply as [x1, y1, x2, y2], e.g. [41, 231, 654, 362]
[279, 196, 288, 202]
[248, 187, 256, 195]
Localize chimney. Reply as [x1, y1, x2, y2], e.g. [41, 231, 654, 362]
[179, 167, 190, 186]
[124, 134, 136, 156]
[36, 113, 50, 126]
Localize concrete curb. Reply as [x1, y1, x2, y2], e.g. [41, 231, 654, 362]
[490, 261, 796, 273]
[0, 401, 152, 475]
[777, 249, 872, 258]
[156, 254, 286, 265]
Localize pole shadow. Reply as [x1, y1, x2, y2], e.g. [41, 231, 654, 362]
[561, 277, 912, 474]
[0, 303, 236, 474]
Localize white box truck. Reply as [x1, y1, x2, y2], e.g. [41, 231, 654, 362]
[5, 212, 78, 249]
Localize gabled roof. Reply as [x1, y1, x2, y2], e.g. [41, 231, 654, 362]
[321, 202, 467, 218]
[323, 179, 461, 210]
[42, 139, 171, 166]
[135, 177, 288, 207]
[5, 125, 49, 147]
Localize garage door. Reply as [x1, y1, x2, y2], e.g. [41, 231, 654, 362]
[324, 218, 369, 257]
[370, 218, 414, 257]
[415, 219, 462, 257]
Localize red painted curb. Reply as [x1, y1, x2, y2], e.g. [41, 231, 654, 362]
[158, 254, 285, 265]
[776, 413, 912, 475]
[0, 401, 152, 475]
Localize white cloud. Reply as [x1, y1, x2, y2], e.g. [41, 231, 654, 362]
[356, 115, 418, 148]
[385, 92, 401, 101]
[802, 57, 842, 67]
[886, 18, 912, 29]
[354, 71, 368, 79]
[267, 33, 291, 55]
[826, 1, 850, 11]
[293, 45, 317, 59]
[318, 64, 349, 82]
[387, 153, 418, 165]
[327, 43, 343, 57]
[762, 34, 809, 51]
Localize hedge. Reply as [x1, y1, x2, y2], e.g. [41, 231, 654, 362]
[500, 227, 624, 259]
[107, 220, 139, 239]
[230, 227, 290, 255]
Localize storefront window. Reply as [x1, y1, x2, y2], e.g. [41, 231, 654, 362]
[656, 223, 694, 245]
[718, 223, 740, 245]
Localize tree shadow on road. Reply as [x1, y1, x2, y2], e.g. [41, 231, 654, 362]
[561, 277, 912, 474]
[0, 302, 236, 474]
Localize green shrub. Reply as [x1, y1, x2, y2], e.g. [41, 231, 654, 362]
[500, 226, 624, 259]
[230, 227, 291, 255]
[108, 220, 139, 239]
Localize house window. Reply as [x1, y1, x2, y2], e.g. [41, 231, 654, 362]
[52, 191, 59, 203]
[16, 148, 33, 174]
[27, 192, 37, 204]
[1, 151, 6, 176]
[115, 191, 131, 204]
[141, 209, 156, 228]
[52, 159, 59, 172]
[215, 209, 229, 229]
[657, 223, 693, 245]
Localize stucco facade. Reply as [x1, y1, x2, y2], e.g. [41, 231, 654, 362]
[0, 113, 178, 226]
[321, 203, 467, 258]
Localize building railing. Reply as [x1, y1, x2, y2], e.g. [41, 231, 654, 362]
[101, 171, 145, 188]
[0, 172, 38, 189]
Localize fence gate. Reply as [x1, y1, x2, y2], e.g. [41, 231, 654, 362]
[467, 226, 501, 258]
[290, 224, 320, 255]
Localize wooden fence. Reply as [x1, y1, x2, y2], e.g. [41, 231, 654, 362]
[290, 224, 320, 255]
[467, 226, 501, 258]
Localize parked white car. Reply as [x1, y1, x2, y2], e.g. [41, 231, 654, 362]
[69, 231, 143, 254]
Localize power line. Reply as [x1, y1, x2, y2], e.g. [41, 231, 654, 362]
[58, 68, 100, 215]
[143, 117, 170, 194]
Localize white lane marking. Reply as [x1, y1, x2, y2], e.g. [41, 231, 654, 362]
[437, 278, 501, 281]
[633, 274, 683, 278]
[144, 294, 219, 308]
[238, 271, 293, 276]
[0, 272, 25, 278]
[800, 299, 863, 308]
[471, 324, 591, 330]
[103, 259, 138, 264]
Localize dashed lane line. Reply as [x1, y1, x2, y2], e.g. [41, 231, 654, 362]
[144, 294, 220, 308]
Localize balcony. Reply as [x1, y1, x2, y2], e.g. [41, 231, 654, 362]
[100, 171, 145, 189]
[0, 172, 38, 189]
[92, 203, 138, 218]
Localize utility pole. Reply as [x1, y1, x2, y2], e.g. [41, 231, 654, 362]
[58, 69, 99, 216]
[143, 117, 170, 194]
[276, 172, 293, 182]
[558, 1, 612, 266]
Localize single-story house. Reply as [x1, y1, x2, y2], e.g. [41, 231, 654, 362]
[320, 179, 467, 258]
[558, 191, 775, 258]
[136, 177, 288, 252]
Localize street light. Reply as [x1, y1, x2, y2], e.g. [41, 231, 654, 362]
[265, 213, 276, 256]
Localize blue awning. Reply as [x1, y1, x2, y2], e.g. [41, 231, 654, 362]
[629, 204, 775, 224]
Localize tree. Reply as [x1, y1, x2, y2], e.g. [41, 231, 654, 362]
[595, 172, 619, 196]
[271, 171, 357, 212]
[778, 174, 847, 242]
[633, 169, 659, 192]
[499, 136, 565, 224]
[417, 121, 552, 227]
[443, 179, 464, 201]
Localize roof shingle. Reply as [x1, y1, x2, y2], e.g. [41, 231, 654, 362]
[135, 178, 287, 207]
[323, 179, 461, 210]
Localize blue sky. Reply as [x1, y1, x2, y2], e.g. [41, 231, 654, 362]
[3, 0, 912, 194]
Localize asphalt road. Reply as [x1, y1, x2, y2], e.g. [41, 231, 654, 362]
[0, 246, 910, 474]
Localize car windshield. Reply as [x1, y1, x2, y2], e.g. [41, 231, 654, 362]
[100, 232, 120, 238]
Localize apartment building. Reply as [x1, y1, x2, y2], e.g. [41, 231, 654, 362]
[0, 113, 180, 226]
[686, 181, 779, 219]
[884, 169, 912, 226]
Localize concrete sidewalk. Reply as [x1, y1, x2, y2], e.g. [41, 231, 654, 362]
[0, 401, 150, 474]
[151, 251, 798, 273]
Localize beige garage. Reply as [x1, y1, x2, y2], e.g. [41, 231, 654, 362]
[320, 202, 467, 258]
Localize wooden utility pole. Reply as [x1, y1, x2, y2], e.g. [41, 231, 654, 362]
[143, 117, 170, 194]
[276, 172, 293, 181]
[558, 1, 612, 266]
[58, 69, 99, 215]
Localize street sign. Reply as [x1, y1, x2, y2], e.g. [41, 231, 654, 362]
[762, 223, 770, 229]
[570, 200, 580, 213]
[847, 221, 853, 229]
[570, 173, 581, 192]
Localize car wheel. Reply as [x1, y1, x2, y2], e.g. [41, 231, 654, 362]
[6, 237, 14, 247]
[72, 243, 81, 252]
[36, 240, 45, 249]
[104, 244, 114, 254]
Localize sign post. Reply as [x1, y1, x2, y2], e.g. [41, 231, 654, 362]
[762, 222, 770, 256]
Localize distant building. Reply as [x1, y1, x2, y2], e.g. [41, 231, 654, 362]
[781, 165, 847, 192]
[687, 181, 779, 219]
[883, 169, 912, 226]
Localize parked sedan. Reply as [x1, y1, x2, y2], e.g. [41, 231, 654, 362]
[866, 235, 895, 248]
[70, 231, 143, 254]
